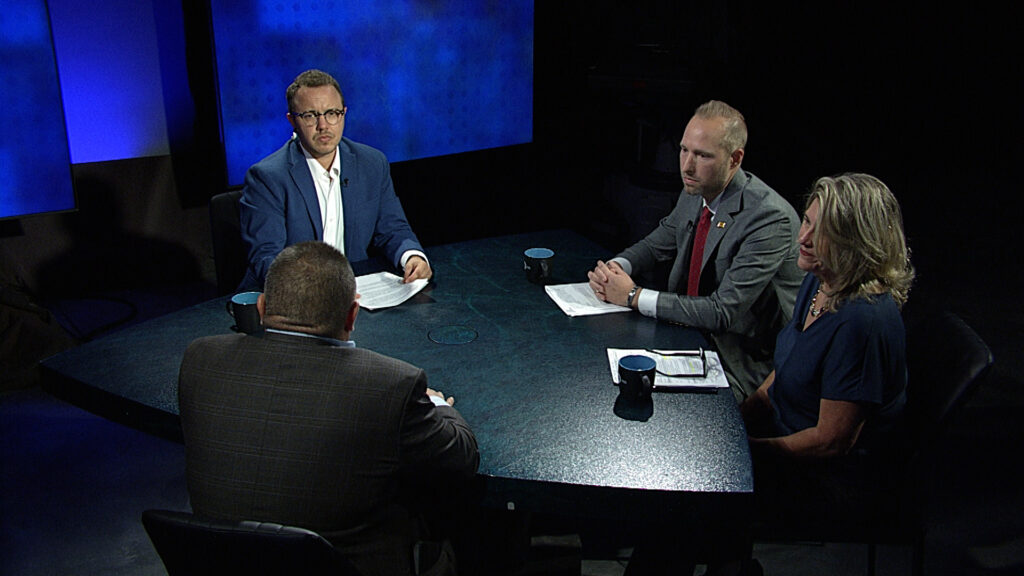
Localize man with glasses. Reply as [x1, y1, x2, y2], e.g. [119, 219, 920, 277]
[238, 69, 431, 290]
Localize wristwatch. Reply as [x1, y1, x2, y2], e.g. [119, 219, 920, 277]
[626, 285, 639, 308]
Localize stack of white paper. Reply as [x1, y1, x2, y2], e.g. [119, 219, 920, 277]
[355, 272, 429, 310]
[544, 283, 630, 317]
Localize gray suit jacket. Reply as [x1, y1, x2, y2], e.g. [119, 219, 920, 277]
[617, 169, 803, 399]
[178, 331, 479, 576]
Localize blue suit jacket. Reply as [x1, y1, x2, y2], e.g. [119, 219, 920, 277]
[238, 137, 424, 289]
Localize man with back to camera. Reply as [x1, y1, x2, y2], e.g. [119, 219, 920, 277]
[178, 241, 478, 576]
[588, 100, 803, 402]
[238, 68, 432, 290]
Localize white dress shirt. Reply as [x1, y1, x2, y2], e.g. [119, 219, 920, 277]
[302, 146, 345, 254]
[299, 140, 428, 271]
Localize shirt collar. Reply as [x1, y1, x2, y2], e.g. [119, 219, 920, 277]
[296, 137, 341, 177]
[265, 327, 354, 348]
[703, 170, 743, 217]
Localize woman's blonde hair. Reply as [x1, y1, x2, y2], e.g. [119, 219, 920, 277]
[808, 173, 915, 310]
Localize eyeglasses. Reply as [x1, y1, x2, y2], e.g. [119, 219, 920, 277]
[644, 347, 708, 378]
[291, 108, 346, 127]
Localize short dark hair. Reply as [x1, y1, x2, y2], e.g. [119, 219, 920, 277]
[263, 242, 355, 336]
[286, 69, 344, 111]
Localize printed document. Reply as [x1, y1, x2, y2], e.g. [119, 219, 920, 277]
[355, 272, 429, 310]
[544, 283, 630, 317]
[607, 348, 729, 389]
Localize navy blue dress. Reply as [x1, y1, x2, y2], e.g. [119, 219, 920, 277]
[753, 273, 908, 527]
[768, 273, 907, 450]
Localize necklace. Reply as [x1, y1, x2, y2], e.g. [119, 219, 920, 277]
[809, 288, 827, 317]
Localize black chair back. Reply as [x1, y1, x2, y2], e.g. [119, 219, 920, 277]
[904, 310, 994, 450]
[753, 309, 994, 576]
[209, 190, 248, 295]
[142, 509, 361, 576]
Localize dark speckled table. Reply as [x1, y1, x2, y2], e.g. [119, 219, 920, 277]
[41, 229, 752, 523]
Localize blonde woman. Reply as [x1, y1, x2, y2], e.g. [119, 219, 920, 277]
[626, 174, 914, 576]
[742, 172, 914, 460]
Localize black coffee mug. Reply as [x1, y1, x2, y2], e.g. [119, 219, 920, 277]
[618, 355, 656, 400]
[523, 247, 554, 284]
[226, 291, 263, 334]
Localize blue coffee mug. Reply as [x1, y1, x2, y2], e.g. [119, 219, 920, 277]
[523, 247, 554, 284]
[226, 291, 263, 334]
[618, 355, 656, 399]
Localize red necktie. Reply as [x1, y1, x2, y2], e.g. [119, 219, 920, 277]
[687, 207, 712, 296]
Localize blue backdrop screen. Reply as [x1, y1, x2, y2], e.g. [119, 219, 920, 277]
[0, 0, 75, 220]
[211, 1, 534, 186]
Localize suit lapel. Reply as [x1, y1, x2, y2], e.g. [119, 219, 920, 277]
[702, 212, 731, 271]
[337, 139, 356, 253]
[668, 195, 705, 292]
[678, 196, 703, 253]
[287, 139, 324, 240]
[699, 169, 747, 270]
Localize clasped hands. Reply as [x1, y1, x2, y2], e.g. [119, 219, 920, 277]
[587, 260, 636, 307]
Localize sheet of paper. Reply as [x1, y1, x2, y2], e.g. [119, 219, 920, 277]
[607, 348, 729, 389]
[544, 283, 631, 317]
[355, 272, 429, 310]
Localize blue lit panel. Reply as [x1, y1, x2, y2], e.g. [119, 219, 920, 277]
[211, 0, 534, 186]
[0, 0, 75, 220]
[46, 0, 169, 163]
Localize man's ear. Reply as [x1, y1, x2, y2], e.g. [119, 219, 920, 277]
[730, 147, 745, 169]
[257, 293, 266, 323]
[345, 300, 360, 333]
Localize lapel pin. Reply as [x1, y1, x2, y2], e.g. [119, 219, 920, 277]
[716, 222, 727, 229]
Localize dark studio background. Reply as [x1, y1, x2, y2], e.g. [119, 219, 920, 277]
[1, 2, 1022, 575]
[1, 2, 1019, 305]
